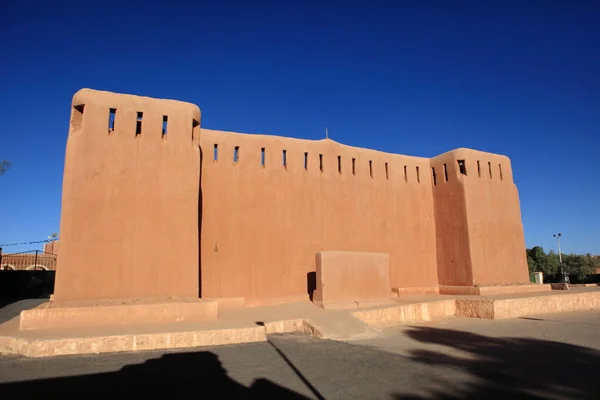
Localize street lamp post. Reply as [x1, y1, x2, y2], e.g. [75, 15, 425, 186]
[553, 233, 568, 283]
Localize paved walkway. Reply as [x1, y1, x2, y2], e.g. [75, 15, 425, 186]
[0, 310, 598, 399]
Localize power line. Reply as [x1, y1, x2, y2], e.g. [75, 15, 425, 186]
[0, 238, 59, 247]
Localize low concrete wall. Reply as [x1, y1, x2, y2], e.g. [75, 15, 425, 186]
[312, 251, 390, 308]
[477, 284, 552, 296]
[392, 286, 440, 296]
[439, 284, 551, 296]
[353, 299, 456, 326]
[20, 300, 218, 330]
[0, 326, 266, 357]
[456, 291, 600, 319]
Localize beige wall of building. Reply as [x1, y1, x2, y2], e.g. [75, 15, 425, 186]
[53, 89, 529, 302]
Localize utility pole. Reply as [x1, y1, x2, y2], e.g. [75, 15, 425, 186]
[553, 233, 568, 283]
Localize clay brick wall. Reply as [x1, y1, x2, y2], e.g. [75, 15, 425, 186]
[199, 129, 438, 300]
[312, 251, 390, 306]
[53, 89, 530, 303]
[43, 240, 59, 256]
[54, 89, 201, 301]
[431, 149, 529, 287]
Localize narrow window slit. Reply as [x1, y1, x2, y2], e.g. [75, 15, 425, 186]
[443, 163, 448, 182]
[488, 161, 492, 178]
[72, 104, 84, 132]
[499, 164, 503, 180]
[282, 150, 287, 168]
[352, 158, 356, 175]
[108, 108, 116, 133]
[337, 156, 342, 174]
[261, 148, 266, 167]
[369, 161, 373, 178]
[319, 154, 323, 172]
[432, 167, 437, 186]
[234, 146, 239, 163]
[213, 144, 218, 161]
[162, 116, 168, 137]
[404, 166, 408, 182]
[457, 160, 467, 175]
[192, 119, 200, 141]
[136, 112, 143, 135]
[416, 166, 420, 183]
[304, 152, 308, 170]
[477, 161, 481, 177]
[385, 162, 389, 179]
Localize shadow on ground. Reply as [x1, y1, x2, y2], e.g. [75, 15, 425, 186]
[0, 298, 47, 324]
[394, 326, 600, 400]
[0, 351, 310, 399]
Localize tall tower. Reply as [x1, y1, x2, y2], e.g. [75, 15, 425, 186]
[54, 89, 201, 301]
[431, 148, 529, 288]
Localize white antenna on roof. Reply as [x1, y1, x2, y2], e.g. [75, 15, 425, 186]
[325, 127, 329, 139]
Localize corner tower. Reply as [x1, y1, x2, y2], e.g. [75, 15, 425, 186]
[431, 148, 529, 288]
[54, 89, 201, 301]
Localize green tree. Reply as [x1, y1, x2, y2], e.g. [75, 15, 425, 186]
[562, 254, 586, 281]
[527, 247, 598, 283]
[546, 250, 561, 275]
[526, 246, 558, 276]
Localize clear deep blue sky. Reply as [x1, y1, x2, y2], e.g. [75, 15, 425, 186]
[1, 1, 598, 255]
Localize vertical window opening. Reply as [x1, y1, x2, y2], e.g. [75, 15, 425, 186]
[72, 104, 85, 133]
[162, 116, 168, 137]
[337, 156, 342, 174]
[234, 146, 239, 163]
[443, 163, 448, 182]
[369, 160, 373, 178]
[404, 165, 408, 182]
[213, 144, 218, 161]
[432, 167, 437, 186]
[385, 162, 389, 179]
[488, 161, 492, 178]
[477, 161, 481, 177]
[282, 150, 287, 168]
[352, 158, 356, 175]
[261, 148, 266, 167]
[108, 108, 116, 133]
[192, 119, 200, 141]
[319, 154, 323, 172]
[416, 166, 420, 183]
[304, 152, 308, 170]
[457, 159, 467, 175]
[499, 164, 503, 180]
[136, 112, 143, 135]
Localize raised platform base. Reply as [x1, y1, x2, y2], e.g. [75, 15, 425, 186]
[455, 290, 600, 319]
[439, 284, 551, 296]
[20, 298, 218, 330]
[313, 298, 397, 310]
[3, 289, 599, 358]
[1, 326, 266, 358]
[392, 286, 440, 297]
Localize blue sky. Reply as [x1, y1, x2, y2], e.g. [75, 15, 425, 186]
[1, 1, 598, 255]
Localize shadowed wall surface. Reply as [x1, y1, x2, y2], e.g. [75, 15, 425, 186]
[54, 89, 529, 302]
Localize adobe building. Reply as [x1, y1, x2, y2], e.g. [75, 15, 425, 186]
[53, 89, 530, 306]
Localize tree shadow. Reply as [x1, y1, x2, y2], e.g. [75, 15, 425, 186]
[394, 326, 600, 399]
[0, 351, 311, 399]
[0, 270, 54, 308]
[0, 298, 47, 324]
